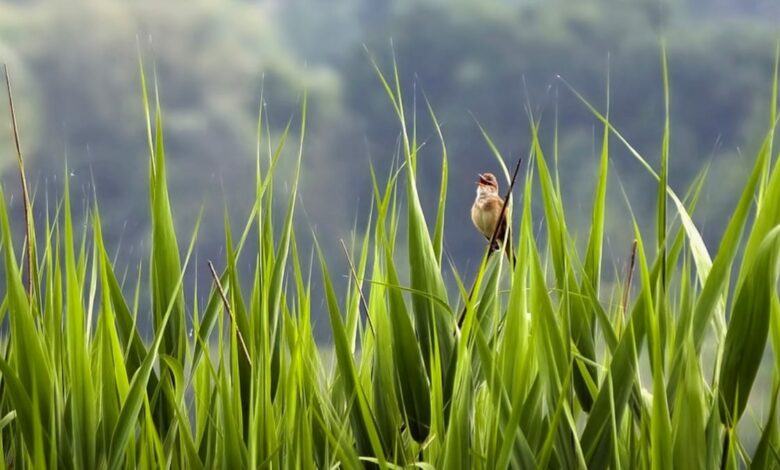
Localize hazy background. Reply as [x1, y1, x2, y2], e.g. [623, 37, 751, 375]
[0, 0, 779, 336]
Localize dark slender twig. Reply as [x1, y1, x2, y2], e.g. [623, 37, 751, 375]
[4, 65, 34, 300]
[340, 239, 375, 335]
[457, 157, 523, 329]
[720, 431, 730, 470]
[207, 260, 252, 366]
[620, 240, 638, 320]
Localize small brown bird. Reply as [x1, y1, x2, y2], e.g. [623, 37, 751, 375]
[471, 172, 515, 265]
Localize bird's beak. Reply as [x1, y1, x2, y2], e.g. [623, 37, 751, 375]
[476, 173, 487, 185]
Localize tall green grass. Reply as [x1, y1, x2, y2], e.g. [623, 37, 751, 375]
[1, 47, 780, 468]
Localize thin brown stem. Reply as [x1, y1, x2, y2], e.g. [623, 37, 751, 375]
[4, 65, 34, 300]
[620, 239, 638, 328]
[340, 240, 375, 335]
[457, 157, 523, 328]
[207, 260, 252, 366]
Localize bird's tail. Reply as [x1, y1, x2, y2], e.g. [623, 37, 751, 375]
[490, 229, 516, 268]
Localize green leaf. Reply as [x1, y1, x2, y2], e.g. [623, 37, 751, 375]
[108, 210, 201, 468]
[384, 246, 432, 443]
[719, 226, 780, 424]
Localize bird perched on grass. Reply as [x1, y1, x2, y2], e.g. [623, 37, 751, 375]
[471, 172, 515, 266]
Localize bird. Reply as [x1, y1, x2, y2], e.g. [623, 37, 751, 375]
[471, 172, 515, 266]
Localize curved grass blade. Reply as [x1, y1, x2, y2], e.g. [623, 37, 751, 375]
[108, 211, 201, 469]
[315, 239, 387, 466]
[384, 245, 432, 443]
[719, 226, 780, 425]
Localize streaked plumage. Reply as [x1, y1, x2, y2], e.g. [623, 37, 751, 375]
[471, 172, 515, 265]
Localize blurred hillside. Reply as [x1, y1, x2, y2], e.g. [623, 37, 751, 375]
[0, 0, 778, 315]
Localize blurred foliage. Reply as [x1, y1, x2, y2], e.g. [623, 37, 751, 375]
[0, 0, 778, 285]
[0, 0, 340, 271]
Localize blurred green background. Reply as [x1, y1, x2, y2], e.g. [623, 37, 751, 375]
[0, 0, 778, 327]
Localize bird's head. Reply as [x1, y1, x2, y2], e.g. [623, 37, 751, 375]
[477, 172, 499, 194]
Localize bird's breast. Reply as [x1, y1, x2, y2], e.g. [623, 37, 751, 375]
[471, 198, 499, 237]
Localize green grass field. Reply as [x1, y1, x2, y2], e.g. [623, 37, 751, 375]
[1, 47, 780, 468]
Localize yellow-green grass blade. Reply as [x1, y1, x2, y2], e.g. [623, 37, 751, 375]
[384, 245, 432, 443]
[344, 211, 373, 353]
[63, 172, 97, 469]
[0, 356, 50, 465]
[535, 362, 575, 470]
[472, 255, 502, 337]
[633, 224, 673, 470]
[741, 131, 780, 285]
[560, 76, 715, 292]
[315, 238, 387, 466]
[671, 337, 708, 469]
[719, 226, 780, 425]
[218, 363, 249, 468]
[0, 185, 53, 463]
[528, 221, 568, 394]
[423, 93, 448, 265]
[370, 53, 454, 386]
[472, 324, 537, 469]
[670, 128, 773, 389]
[657, 40, 670, 276]
[108, 210, 201, 469]
[267, 93, 307, 399]
[580, 271, 648, 468]
[147, 89, 186, 364]
[440, 345, 473, 470]
[758, 44, 779, 202]
[368, 253, 402, 459]
[221, 216, 253, 439]
[93, 209, 131, 454]
[749, 383, 779, 469]
[530, 117, 596, 411]
[498, 169, 534, 401]
[583, 64, 610, 295]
